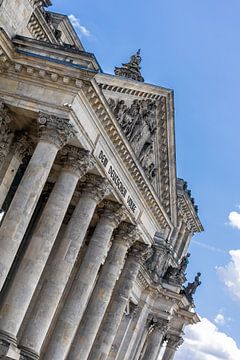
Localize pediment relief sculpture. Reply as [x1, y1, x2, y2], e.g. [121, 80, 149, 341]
[108, 98, 157, 182]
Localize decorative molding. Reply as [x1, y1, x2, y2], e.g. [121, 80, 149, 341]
[0, 29, 97, 87]
[177, 178, 203, 233]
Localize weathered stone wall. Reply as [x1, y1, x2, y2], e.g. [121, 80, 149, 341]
[0, 0, 33, 38]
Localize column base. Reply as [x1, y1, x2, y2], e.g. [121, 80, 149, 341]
[0, 332, 20, 360]
[19, 347, 39, 360]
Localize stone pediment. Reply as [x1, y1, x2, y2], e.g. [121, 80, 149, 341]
[97, 73, 178, 225]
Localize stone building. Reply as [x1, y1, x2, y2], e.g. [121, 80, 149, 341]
[0, 1, 203, 360]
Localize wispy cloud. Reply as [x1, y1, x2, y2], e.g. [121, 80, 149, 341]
[192, 240, 225, 254]
[217, 249, 240, 300]
[228, 211, 240, 230]
[68, 14, 91, 37]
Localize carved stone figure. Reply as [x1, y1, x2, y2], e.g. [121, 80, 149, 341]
[178, 253, 190, 276]
[182, 272, 201, 302]
[163, 253, 191, 285]
[108, 98, 157, 182]
[146, 246, 167, 283]
[114, 50, 144, 82]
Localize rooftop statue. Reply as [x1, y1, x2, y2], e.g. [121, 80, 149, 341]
[114, 49, 144, 82]
[163, 253, 191, 285]
[182, 272, 202, 303]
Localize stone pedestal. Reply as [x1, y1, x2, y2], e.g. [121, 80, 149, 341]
[141, 318, 169, 360]
[44, 202, 126, 360]
[0, 146, 86, 355]
[19, 175, 109, 357]
[0, 113, 75, 291]
[161, 334, 183, 360]
[67, 223, 139, 360]
[88, 242, 149, 360]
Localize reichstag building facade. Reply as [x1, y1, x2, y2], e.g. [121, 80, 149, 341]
[0, 1, 203, 360]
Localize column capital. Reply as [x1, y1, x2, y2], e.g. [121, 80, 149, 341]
[12, 131, 34, 161]
[152, 317, 170, 334]
[0, 101, 13, 165]
[114, 222, 140, 248]
[38, 112, 76, 148]
[80, 174, 111, 203]
[128, 242, 152, 265]
[0, 101, 12, 125]
[60, 145, 95, 178]
[166, 333, 184, 350]
[100, 200, 127, 227]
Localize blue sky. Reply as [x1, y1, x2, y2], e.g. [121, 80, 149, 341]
[51, 1, 240, 358]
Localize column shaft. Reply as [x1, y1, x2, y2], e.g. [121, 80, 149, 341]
[0, 141, 58, 290]
[0, 113, 75, 291]
[88, 243, 149, 360]
[67, 223, 139, 360]
[107, 312, 132, 360]
[19, 176, 108, 357]
[162, 347, 175, 360]
[119, 304, 149, 360]
[141, 318, 169, 360]
[0, 166, 79, 345]
[44, 203, 125, 360]
[0, 153, 21, 208]
[161, 335, 183, 360]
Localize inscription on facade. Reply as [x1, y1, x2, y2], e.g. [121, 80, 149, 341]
[95, 145, 140, 218]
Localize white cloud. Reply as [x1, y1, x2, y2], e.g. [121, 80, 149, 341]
[174, 318, 240, 360]
[68, 14, 91, 37]
[214, 313, 225, 325]
[228, 211, 240, 229]
[217, 249, 240, 300]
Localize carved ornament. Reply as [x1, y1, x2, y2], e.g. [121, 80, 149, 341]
[80, 174, 111, 203]
[61, 145, 95, 178]
[38, 112, 76, 149]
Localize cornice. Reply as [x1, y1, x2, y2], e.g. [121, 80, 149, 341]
[0, 29, 97, 87]
[177, 178, 203, 233]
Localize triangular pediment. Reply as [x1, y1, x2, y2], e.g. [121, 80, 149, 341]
[96, 73, 178, 225]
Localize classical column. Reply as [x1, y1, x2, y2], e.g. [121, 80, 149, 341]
[133, 317, 151, 360]
[0, 146, 91, 354]
[141, 318, 169, 360]
[44, 202, 126, 360]
[0, 101, 13, 169]
[161, 334, 183, 360]
[118, 301, 150, 360]
[88, 242, 150, 360]
[19, 174, 110, 358]
[108, 310, 133, 360]
[67, 223, 140, 360]
[0, 131, 33, 208]
[0, 112, 75, 291]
